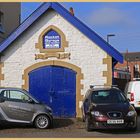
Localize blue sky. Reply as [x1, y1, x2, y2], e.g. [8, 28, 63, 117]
[21, 2, 140, 53]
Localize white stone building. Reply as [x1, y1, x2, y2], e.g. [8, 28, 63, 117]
[0, 2, 123, 118]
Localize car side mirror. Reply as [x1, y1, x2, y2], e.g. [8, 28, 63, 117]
[28, 98, 34, 104]
[0, 98, 5, 103]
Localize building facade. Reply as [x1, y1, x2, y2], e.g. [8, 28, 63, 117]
[0, 3, 20, 42]
[0, 3, 123, 118]
[115, 52, 140, 80]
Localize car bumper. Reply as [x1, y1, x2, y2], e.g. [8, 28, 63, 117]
[90, 122, 136, 129]
[89, 117, 137, 130]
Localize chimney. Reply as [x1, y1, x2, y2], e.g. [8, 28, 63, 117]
[69, 7, 74, 16]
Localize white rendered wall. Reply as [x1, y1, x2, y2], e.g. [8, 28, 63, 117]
[1, 10, 107, 96]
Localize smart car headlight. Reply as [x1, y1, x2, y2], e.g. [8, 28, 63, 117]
[91, 111, 103, 117]
[127, 111, 135, 116]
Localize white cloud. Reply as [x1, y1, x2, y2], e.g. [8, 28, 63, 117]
[88, 7, 136, 27]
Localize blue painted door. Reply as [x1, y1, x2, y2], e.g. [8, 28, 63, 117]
[28, 66, 76, 118]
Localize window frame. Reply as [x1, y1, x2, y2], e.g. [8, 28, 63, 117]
[1, 89, 31, 103]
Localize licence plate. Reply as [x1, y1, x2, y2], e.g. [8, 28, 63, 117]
[107, 119, 124, 124]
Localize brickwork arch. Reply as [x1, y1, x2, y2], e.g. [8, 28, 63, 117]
[22, 60, 83, 118]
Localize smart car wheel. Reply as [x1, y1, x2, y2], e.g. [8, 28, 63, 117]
[35, 115, 50, 129]
[85, 116, 92, 131]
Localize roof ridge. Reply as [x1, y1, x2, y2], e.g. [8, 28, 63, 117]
[55, 2, 122, 58]
[0, 2, 123, 63]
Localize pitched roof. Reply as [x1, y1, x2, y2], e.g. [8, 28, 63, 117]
[0, 2, 123, 63]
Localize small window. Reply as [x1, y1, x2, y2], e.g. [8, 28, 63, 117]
[9, 90, 29, 102]
[134, 64, 139, 72]
[43, 30, 61, 49]
[0, 90, 7, 98]
[2, 90, 30, 102]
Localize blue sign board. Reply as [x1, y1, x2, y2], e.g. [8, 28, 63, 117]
[43, 30, 61, 49]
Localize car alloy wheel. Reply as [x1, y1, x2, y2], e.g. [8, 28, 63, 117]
[35, 115, 50, 129]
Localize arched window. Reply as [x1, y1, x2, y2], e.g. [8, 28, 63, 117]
[43, 29, 61, 49]
[36, 25, 68, 53]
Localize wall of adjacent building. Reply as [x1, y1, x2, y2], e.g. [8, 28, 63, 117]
[0, 3, 20, 42]
[115, 60, 140, 80]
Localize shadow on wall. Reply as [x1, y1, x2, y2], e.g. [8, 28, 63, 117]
[114, 78, 129, 92]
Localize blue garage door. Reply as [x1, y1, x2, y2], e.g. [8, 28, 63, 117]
[28, 66, 76, 118]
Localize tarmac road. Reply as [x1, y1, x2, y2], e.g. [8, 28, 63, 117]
[0, 111, 140, 138]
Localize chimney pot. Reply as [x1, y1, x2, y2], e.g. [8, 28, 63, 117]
[69, 7, 74, 16]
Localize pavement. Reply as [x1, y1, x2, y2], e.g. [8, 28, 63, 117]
[0, 112, 140, 138]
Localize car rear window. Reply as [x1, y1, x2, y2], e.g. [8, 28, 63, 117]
[91, 89, 127, 104]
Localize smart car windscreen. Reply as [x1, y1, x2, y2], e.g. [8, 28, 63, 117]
[91, 89, 127, 104]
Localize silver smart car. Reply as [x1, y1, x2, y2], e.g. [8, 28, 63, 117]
[0, 87, 53, 129]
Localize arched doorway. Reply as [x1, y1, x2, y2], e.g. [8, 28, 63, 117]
[29, 65, 76, 117]
[22, 60, 83, 118]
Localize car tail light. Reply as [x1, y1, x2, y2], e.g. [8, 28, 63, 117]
[130, 93, 134, 101]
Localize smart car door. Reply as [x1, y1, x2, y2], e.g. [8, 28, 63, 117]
[0, 90, 35, 122]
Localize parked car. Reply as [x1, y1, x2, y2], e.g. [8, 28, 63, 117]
[0, 87, 53, 129]
[124, 79, 140, 110]
[81, 86, 137, 131]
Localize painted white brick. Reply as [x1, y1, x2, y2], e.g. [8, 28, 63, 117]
[1, 10, 108, 96]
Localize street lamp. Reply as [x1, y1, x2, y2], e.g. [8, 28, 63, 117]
[107, 34, 115, 43]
